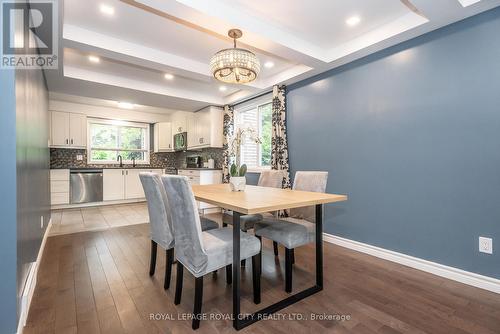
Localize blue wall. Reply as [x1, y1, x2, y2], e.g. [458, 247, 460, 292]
[287, 8, 500, 279]
[0, 69, 18, 334]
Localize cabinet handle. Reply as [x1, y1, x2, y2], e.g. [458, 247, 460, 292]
[126, 170, 128, 175]
[122, 170, 124, 175]
[66, 139, 69, 144]
[70, 139, 73, 145]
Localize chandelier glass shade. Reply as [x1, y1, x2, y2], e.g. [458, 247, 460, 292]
[210, 29, 260, 84]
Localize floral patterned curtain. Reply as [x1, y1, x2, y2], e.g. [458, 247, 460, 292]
[271, 85, 291, 189]
[222, 105, 234, 183]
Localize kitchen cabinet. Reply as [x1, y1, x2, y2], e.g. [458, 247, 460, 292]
[154, 122, 173, 152]
[186, 107, 223, 150]
[103, 169, 125, 201]
[50, 111, 86, 148]
[50, 169, 70, 205]
[178, 169, 222, 211]
[124, 169, 146, 199]
[172, 113, 187, 134]
[103, 169, 163, 201]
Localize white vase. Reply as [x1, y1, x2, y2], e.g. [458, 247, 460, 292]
[229, 176, 246, 191]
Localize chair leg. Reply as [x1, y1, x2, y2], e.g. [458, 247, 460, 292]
[149, 240, 157, 276]
[291, 248, 295, 264]
[174, 262, 183, 305]
[273, 241, 279, 256]
[226, 264, 232, 285]
[285, 247, 293, 293]
[256, 235, 262, 276]
[241, 259, 246, 267]
[164, 248, 174, 290]
[251, 254, 261, 304]
[192, 276, 203, 330]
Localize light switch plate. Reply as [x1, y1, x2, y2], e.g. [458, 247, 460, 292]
[479, 237, 493, 254]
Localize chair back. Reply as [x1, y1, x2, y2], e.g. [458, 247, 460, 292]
[289, 171, 328, 222]
[139, 172, 174, 249]
[161, 175, 208, 276]
[258, 170, 285, 188]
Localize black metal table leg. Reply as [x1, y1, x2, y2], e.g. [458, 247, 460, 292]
[232, 212, 241, 330]
[316, 204, 323, 289]
[232, 204, 324, 330]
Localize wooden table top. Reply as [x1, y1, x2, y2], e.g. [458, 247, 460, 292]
[191, 184, 348, 215]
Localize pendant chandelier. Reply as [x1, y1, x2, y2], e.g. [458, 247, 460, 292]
[210, 29, 260, 84]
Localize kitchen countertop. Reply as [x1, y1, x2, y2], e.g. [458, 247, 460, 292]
[51, 166, 166, 170]
[178, 167, 222, 170]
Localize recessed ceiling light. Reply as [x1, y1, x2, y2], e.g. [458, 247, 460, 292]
[264, 61, 274, 69]
[164, 73, 174, 80]
[100, 4, 115, 16]
[346, 16, 361, 26]
[88, 55, 100, 63]
[117, 102, 134, 109]
[219, 86, 227, 92]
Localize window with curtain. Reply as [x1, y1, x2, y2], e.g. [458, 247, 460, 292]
[234, 97, 272, 170]
[88, 119, 150, 164]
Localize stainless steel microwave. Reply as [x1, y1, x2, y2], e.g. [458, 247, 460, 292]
[174, 132, 187, 151]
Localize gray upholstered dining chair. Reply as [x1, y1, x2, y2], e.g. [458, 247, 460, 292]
[161, 175, 262, 330]
[254, 171, 328, 293]
[222, 170, 285, 264]
[139, 172, 218, 290]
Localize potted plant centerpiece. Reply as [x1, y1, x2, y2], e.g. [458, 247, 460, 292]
[228, 126, 261, 191]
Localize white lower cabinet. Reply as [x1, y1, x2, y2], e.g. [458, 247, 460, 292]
[103, 169, 126, 201]
[103, 169, 163, 201]
[178, 169, 222, 211]
[50, 169, 70, 205]
[125, 169, 146, 199]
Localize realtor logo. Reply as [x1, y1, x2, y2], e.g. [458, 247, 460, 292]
[1, 0, 58, 69]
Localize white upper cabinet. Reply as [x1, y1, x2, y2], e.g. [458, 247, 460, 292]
[69, 113, 87, 147]
[154, 122, 173, 152]
[186, 107, 223, 150]
[172, 113, 187, 134]
[51, 111, 70, 146]
[50, 111, 86, 148]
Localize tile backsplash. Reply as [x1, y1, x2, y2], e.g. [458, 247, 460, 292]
[50, 148, 224, 169]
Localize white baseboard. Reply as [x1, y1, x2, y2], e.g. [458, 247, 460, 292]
[17, 219, 52, 334]
[323, 233, 500, 294]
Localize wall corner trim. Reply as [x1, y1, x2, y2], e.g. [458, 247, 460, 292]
[17, 220, 52, 334]
[323, 233, 500, 294]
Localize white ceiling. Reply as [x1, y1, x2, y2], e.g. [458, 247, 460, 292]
[45, 0, 500, 112]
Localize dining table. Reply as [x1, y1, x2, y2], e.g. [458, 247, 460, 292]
[191, 183, 348, 330]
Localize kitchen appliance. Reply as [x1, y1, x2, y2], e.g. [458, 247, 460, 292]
[164, 167, 177, 175]
[186, 156, 202, 168]
[174, 132, 188, 151]
[70, 169, 103, 204]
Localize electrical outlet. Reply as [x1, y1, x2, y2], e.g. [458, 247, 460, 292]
[479, 237, 493, 254]
[40, 216, 44, 229]
[76, 154, 83, 161]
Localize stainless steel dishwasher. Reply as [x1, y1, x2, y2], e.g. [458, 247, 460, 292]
[70, 169, 103, 204]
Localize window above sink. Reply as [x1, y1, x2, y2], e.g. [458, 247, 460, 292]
[88, 118, 150, 164]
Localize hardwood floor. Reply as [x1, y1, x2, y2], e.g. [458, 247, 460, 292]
[24, 223, 500, 334]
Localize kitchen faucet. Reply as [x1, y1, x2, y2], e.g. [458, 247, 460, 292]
[117, 155, 123, 168]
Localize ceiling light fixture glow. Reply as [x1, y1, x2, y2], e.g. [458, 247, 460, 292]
[100, 4, 115, 16]
[264, 61, 274, 68]
[219, 86, 227, 92]
[346, 16, 361, 26]
[117, 102, 134, 109]
[164, 73, 174, 80]
[210, 29, 260, 84]
[88, 55, 100, 63]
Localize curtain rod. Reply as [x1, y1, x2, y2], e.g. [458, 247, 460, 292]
[231, 89, 273, 108]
